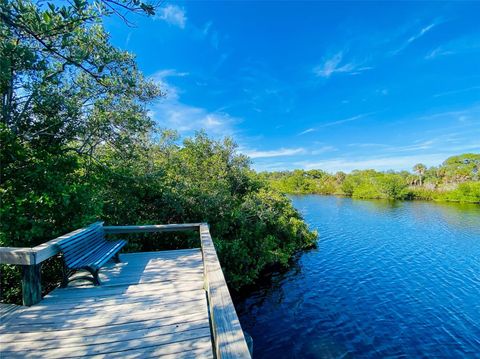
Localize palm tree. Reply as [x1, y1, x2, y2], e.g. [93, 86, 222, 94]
[413, 163, 427, 186]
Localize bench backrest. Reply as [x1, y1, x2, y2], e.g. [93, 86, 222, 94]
[57, 222, 105, 268]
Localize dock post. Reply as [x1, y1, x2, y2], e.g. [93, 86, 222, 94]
[21, 263, 42, 306]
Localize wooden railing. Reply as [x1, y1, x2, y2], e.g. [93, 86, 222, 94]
[200, 224, 252, 359]
[0, 225, 103, 306]
[0, 222, 252, 358]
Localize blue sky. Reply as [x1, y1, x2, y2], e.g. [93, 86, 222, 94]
[105, 1, 480, 173]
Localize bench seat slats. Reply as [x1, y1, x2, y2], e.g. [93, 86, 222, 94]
[74, 240, 127, 270]
[57, 223, 127, 286]
[67, 240, 112, 269]
[62, 229, 104, 256]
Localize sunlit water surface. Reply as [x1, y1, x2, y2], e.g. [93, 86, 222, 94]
[236, 196, 480, 358]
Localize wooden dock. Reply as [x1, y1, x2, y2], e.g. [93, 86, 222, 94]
[0, 223, 251, 358]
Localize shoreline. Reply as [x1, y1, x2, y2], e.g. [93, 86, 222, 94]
[283, 192, 480, 205]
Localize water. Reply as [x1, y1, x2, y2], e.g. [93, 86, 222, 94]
[236, 195, 480, 358]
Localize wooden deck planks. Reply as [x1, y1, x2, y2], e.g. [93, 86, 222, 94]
[0, 250, 214, 358]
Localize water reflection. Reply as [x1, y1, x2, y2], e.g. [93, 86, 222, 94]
[236, 196, 480, 359]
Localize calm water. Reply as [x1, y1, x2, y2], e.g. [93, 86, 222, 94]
[236, 196, 480, 358]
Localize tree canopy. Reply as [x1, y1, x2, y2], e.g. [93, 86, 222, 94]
[1, 0, 316, 304]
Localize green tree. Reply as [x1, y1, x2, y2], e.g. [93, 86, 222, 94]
[1, 1, 317, 302]
[1, 0, 161, 248]
[440, 154, 480, 183]
[413, 163, 427, 186]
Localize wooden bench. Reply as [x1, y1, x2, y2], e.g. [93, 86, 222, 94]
[58, 222, 126, 286]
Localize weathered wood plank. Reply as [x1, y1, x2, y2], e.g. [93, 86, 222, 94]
[43, 280, 205, 300]
[38, 282, 203, 306]
[36, 222, 105, 263]
[2, 326, 212, 356]
[0, 226, 199, 266]
[0, 247, 36, 265]
[0, 225, 250, 359]
[96, 273, 203, 287]
[200, 224, 251, 359]
[21, 263, 42, 306]
[116, 248, 200, 256]
[86, 336, 214, 359]
[98, 266, 204, 277]
[0, 304, 24, 324]
[2, 296, 207, 333]
[1, 321, 209, 351]
[0, 312, 208, 342]
[103, 223, 201, 234]
[4, 332, 213, 359]
[18, 289, 204, 313]
[10, 297, 207, 324]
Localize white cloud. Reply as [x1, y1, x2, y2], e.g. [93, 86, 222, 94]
[151, 101, 240, 137]
[311, 146, 337, 155]
[313, 52, 372, 78]
[295, 153, 450, 173]
[425, 47, 454, 59]
[317, 112, 375, 128]
[407, 23, 436, 44]
[243, 148, 306, 159]
[295, 113, 376, 135]
[425, 35, 480, 59]
[152, 69, 189, 79]
[150, 69, 189, 100]
[298, 128, 316, 135]
[157, 5, 187, 29]
[202, 21, 212, 36]
[149, 69, 240, 137]
[433, 86, 480, 98]
[391, 22, 437, 55]
[348, 143, 388, 148]
[125, 32, 132, 47]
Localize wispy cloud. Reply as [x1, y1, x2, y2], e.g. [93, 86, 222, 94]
[311, 146, 337, 155]
[150, 69, 189, 100]
[202, 21, 212, 36]
[425, 47, 454, 59]
[125, 32, 132, 47]
[417, 106, 480, 122]
[391, 22, 438, 55]
[407, 23, 436, 44]
[317, 112, 375, 128]
[244, 148, 306, 159]
[313, 52, 372, 78]
[433, 86, 480, 98]
[295, 153, 450, 173]
[149, 69, 240, 137]
[153, 69, 189, 78]
[348, 143, 388, 149]
[156, 4, 187, 29]
[151, 104, 239, 137]
[298, 128, 316, 136]
[295, 113, 376, 134]
[346, 140, 435, 153]
[425, 35, 480, 59]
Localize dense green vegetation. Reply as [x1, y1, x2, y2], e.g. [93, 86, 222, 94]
[0, 0, 316, 303]
[262, 153, 480, 203]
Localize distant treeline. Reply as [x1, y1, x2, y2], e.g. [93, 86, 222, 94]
[260, 154, 480, 203]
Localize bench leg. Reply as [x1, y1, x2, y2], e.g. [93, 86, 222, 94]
[113, 252, 121, 263]
[92, 269, 101, 286]
[84, 267, 101, 286]
[61, 265, 69, 288]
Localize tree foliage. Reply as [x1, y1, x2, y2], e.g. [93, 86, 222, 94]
[263, 154, 480, 203]
[1, 1, 317, 303]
